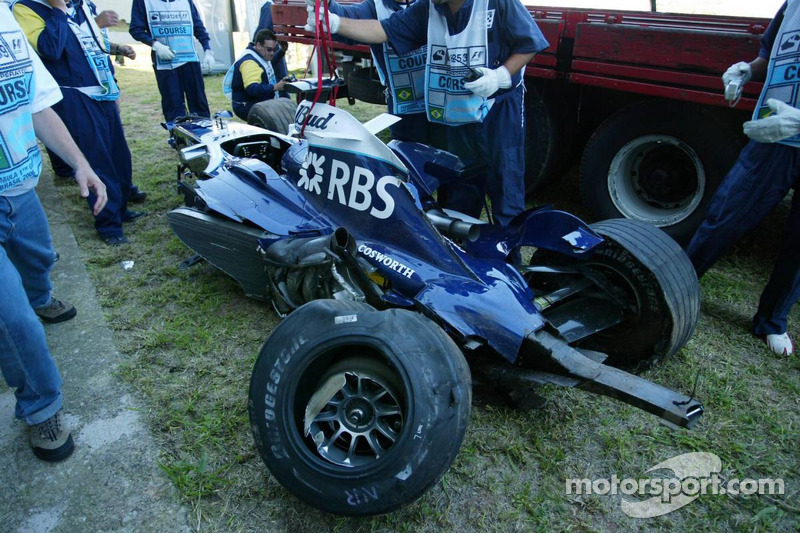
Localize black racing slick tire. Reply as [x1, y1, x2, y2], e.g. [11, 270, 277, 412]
[248, 299, 472, 516]
[247, 97, 297, 134]
[347, 67, 387, 105]
[579, 219, 700, 369]
[579, 100, 740, 244]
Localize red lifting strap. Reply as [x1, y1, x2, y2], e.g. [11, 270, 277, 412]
[301, 0, 340, 137]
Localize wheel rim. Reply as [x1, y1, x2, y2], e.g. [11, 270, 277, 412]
[607, 135, 705, 227]
[305, 367, 404, 467]
[583, 260, 642, 339]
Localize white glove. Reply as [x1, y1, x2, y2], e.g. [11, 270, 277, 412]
[722, 61, 752, 88]
[152, 41, 175, 61]
[743, 99, 800, 143]
[304, 3, 340, 34]
[463, 66, 511, 98]
[202, 49, 215, 74]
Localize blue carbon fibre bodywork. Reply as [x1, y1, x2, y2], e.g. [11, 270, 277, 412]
[168, 100, 704, 432]
[169, 102, 604, 363]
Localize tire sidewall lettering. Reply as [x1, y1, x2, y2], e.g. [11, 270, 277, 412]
[248, 301, 471, 515]
[262, 332, 308, 460]
[593, 246, 660, 310]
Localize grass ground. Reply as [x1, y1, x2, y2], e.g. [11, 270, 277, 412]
[47, 46, 800, 532]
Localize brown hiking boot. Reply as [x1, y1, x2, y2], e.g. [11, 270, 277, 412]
[34, 297, 77, 323]
[30, 411, 75, 462]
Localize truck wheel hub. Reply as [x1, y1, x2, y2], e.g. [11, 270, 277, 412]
[635, 146, 696, 205]
[608, 135, 706, 227]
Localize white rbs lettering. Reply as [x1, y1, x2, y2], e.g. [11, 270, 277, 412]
[350, 167, 374, 211]
[372, 176, 398, 219]
[328, 160, 349, 204]
[323, 159, 399, 219]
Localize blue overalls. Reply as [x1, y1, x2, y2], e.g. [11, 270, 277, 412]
[15, 0, 133, 240]
[686, 1, 800, 336]
[687, 142, 800, 336]
[381, 0, 547, 226]
[129, 0, 211, 122]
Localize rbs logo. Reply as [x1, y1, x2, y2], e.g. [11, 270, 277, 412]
[298, 151, 402, 219]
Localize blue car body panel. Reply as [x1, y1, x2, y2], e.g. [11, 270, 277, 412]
[169, 102, 604, 362]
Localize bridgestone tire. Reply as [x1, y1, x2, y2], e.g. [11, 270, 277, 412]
[247, 98, 297, 135]
[579, 219, 700, 369]
[248, 299, 472, 516]
[347, 67, 387, 106]
[579, 100, 740, 244]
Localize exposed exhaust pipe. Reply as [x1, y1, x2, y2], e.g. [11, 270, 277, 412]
[425, 208, 481, 242]
[262, 230, 342, 267]
[263, 227, 384, 309]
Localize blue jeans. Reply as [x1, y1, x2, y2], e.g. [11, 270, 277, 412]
[0, 189, 63, 425]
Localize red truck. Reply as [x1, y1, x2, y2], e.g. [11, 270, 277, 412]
[270, 1, 771, 243]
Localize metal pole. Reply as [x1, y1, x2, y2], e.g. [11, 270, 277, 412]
[650, 0, 657, 12]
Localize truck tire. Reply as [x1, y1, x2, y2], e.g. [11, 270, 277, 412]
[347, 67, 386, 106]
[581, 219, 699, 370]
[525, 84, 575, 194]
[248, 299, 472, 516]
[579, 100, 739, 244]
[247, 98, 297, 134]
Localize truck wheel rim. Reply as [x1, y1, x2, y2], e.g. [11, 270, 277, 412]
[607, 135, 705, 227]
[305, 369, 403, 467]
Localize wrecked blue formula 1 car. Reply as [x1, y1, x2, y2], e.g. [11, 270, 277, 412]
[166, 85, 703, 516]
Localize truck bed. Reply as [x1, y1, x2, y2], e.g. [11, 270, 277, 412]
[272, 1, 770, 108]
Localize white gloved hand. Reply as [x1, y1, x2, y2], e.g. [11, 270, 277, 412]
[463, 66, 511, 98]
[743, 99, 800, 143]
[304, 3, 340, 34]
[202, 49, 215, 74]
[722, 61, 752, 88]
[152, 41, 175, 61]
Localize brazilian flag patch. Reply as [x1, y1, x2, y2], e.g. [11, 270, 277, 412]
[429, 107, 444, 120]
[395, 88, 413, 102]
[757, 105, 775, 119]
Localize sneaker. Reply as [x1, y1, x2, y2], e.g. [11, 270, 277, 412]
[30, 411, 74, 462]
[122, 210, 148, 223]
[766, 333, 794, 356]
[129, 186, 147, 204]
[34, 297, 77, 323]
[104, 235, 130, 246]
